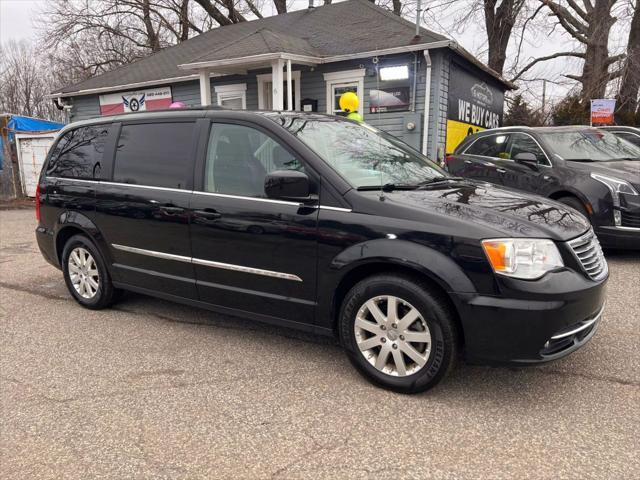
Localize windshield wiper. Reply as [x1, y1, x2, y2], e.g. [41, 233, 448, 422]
[417, 176, 466, 186]
[356, 183, 419, 191]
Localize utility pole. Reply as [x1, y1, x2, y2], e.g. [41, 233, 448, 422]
[541, 79, 547, 118]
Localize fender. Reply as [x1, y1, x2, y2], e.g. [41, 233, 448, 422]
[316, 239, 479, 329]
[53, 211, 114, 269]
[330, 239, 477, 293]
[548, 185, 593, 210]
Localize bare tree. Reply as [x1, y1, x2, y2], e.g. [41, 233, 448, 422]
[616, 0, 640, 121]
[0, 41, 63, 121]
[484, 1, 526, 74]
[513, 1, 625, 102]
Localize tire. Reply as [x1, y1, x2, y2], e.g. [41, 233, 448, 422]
[339, 274, 458, 394]
[558, 196, 590, 221]
[61, 234, 119, 310]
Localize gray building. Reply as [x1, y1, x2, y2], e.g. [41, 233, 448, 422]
[50, 0, 514, 159]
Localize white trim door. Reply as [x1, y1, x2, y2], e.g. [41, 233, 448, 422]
[257, 71, 301, 110]
[324, 68, 365, 116]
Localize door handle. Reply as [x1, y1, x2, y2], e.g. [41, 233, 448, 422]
[464, 160, 473, 164]
[193, 209, 221, 220]
[496, 168, 507, 174]
[159, 206, 184, 214]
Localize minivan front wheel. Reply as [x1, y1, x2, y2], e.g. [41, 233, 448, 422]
[62, 234, 119, 309]
[339, 274, 458, 393]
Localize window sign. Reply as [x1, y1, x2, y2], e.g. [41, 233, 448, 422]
[369, 87, 410, 113]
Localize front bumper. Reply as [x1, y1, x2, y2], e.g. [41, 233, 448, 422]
[595, 225, 640, 250]
[451, 270, 607, 366]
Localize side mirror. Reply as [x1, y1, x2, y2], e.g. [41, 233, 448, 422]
[514, 152, 538, 164]
[265, 170, 312, 201]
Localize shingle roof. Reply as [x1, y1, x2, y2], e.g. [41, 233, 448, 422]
[189, 28, 322, 63]
[53, 0, 509, 95]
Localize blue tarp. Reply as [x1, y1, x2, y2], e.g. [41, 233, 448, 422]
[1, 114, 64, 170]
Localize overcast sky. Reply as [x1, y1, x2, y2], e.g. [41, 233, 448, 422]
[0, 0, 630, 106]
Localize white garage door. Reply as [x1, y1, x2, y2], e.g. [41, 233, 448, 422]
[16, 134, 56, 197]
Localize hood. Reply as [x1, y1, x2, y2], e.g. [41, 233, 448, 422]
[567, 160, 640, 190]
[370, 181, 590, 241]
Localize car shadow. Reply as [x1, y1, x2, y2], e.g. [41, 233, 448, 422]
[114, 291, 615, 401]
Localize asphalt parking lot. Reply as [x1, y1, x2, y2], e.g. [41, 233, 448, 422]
[1, 208, 639, 479]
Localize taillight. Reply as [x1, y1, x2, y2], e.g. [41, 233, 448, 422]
[445, 154, 454, 164]
[35, 184, 41, 221]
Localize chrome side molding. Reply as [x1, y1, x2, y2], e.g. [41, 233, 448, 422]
[111, 243, 303, 282]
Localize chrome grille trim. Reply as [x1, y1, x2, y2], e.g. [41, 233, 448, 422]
[567, 229, 608, 281]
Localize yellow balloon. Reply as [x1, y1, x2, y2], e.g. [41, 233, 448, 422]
[339, 91, 359, 113]
[347, 112, 363, 123]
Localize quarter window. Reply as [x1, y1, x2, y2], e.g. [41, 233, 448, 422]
[113, 122, 195, 189]
[465, 134, 511, 159]
[509, 133, 548, 164]
[204, 123, 304, 197]
[46, 125, 110, 179]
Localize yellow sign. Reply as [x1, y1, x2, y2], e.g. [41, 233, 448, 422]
[446, 119, 485, 154]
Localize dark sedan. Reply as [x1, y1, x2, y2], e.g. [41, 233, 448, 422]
[447, 126, 640, 249]
[599, 126, 640, 147]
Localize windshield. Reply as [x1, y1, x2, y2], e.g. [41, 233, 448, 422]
[539, 130, 640, 161]
[273, 116, 446, 188]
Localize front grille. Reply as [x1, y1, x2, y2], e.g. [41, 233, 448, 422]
[567, 229, 608, 281]
[621, 210, 640, 228]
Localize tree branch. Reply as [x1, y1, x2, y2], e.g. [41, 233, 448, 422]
[512, 51, 586, 82]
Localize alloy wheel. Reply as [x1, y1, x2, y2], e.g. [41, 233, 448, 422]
[354, 295, 432, 376]
[68, 247, 100, 299]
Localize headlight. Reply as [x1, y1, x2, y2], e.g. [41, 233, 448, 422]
[590, 173, 639, 196]
[481, 238, 564, 280]
[590, 173, 639, 225]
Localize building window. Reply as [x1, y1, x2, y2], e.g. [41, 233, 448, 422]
[214, 83, 247, 110]
[257, 71, 301, 110]
[323, 69, 365, 116]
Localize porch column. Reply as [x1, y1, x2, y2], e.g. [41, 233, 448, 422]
[199, 69, 211, 106]
[286, 59, 293, 111]
[271, 59, 284, 111]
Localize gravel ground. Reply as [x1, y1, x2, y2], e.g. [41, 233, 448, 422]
[1, 208, 639, 479]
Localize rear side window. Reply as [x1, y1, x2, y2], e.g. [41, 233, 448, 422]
[46, 125, 109, 179]
[113, 122, 195, 189]
[465, 134, 511, 159]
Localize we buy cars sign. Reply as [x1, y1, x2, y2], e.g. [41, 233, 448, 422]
[99, 87, 172, 115]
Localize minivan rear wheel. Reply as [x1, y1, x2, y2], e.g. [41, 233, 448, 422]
[339, 274, 458, 393]
[62, 234, 119, 310]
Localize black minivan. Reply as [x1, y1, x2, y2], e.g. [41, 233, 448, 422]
[36, 109, 607, 393]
